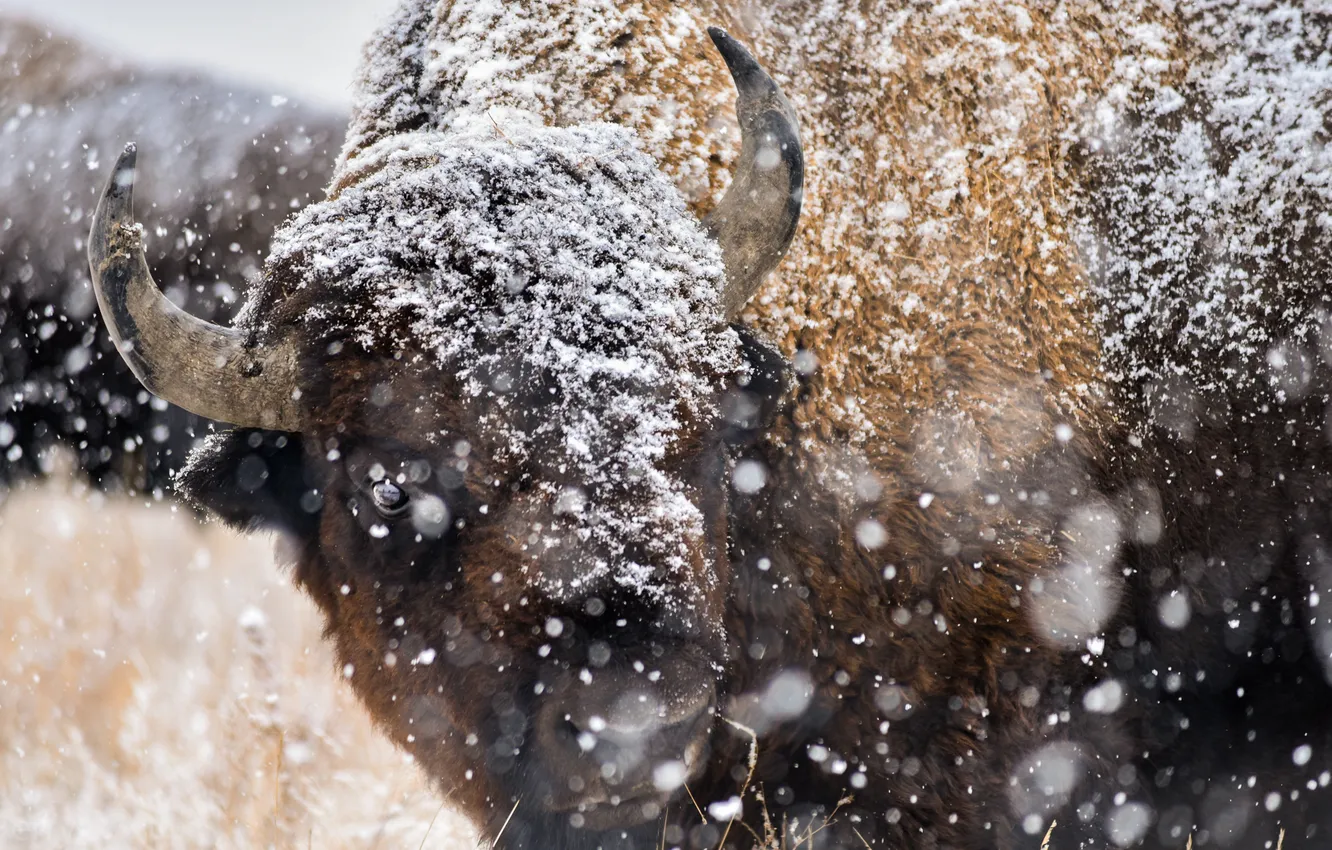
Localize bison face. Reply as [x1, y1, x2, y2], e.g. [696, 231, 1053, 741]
[171, 321, 787, 836]
[320, 390, 734, 830]
[89, 28, 800, 844]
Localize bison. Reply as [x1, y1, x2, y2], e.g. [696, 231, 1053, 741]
[0, 16, 343, 492]
[85, 1, 1332, 848]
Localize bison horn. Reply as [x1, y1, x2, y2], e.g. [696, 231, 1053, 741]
[705, 27, 805, 321]
[88, 144, 306, 432]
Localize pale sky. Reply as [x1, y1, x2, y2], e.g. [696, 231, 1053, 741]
[0, 0, 400, 106]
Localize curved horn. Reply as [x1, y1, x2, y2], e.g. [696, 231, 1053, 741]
[705, 28, 805, 321]
[88, 144, 305, 432]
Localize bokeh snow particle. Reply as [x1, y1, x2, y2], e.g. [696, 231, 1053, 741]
[761, 669, 813, 722]
[1031, 499, 1124, 649]
[733, 460, 767, 494]
[1157, 591, 1192, 630]
[1106, 802, 1152, 847]
[1082, 679, 1125, 714]
[856, 518, 887, 550]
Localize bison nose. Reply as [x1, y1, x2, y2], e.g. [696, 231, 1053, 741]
[533, 653, 715, 824]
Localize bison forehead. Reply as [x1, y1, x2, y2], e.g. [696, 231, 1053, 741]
[221, 116, 742, 611]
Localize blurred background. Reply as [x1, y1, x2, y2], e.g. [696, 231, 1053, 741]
[0, 0, 399, 106]
[0, 2, 479, 846]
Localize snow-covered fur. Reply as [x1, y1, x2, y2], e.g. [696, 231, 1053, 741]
[177, 2, 1332, 848]
[255, 120, 741, 618]
[0, 17, 343, 491]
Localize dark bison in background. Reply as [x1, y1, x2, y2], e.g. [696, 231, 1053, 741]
[81, 0, 1332, 848]
[0, 16, 342, 492]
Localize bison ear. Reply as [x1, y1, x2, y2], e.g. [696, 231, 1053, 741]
[722, 325, 790, 445]
[175, 429, 322, 537]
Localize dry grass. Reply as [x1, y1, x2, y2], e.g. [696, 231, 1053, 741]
[0, 475, 478, 848]
[704, 718, 855, 850]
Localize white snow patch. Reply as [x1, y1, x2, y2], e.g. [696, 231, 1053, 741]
[1080, 3, 1332, 406]
[212, 115, 740, 614]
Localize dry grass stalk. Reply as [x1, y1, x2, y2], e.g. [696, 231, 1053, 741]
[716, 718, 760, 850]
[714, 717, 853, 850]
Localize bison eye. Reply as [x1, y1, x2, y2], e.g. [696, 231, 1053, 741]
[370, 479, 410, 517]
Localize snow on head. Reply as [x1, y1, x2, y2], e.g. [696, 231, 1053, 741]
[237, 114, 740, 613]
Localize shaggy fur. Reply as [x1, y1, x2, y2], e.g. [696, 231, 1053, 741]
[168, 1, 1332, 848]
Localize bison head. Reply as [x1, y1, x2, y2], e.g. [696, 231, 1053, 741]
[87, 29, 801, 844]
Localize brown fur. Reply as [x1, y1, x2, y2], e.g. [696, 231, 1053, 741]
[175, 2, 1332, 848]
[311, 5, 1176, 842]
